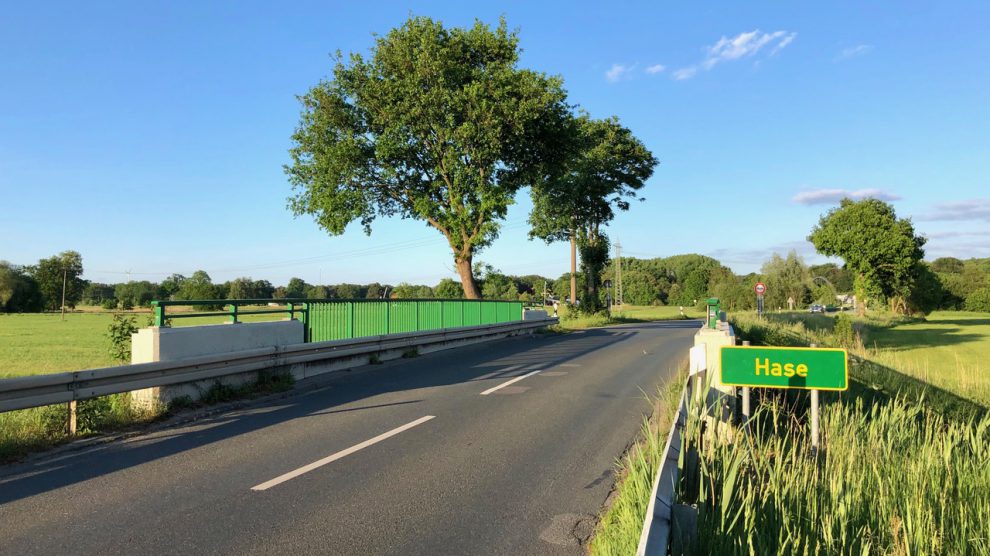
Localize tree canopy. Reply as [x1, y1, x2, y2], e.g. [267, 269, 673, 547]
[528, 114, 657, 310]
[285, 16, 573, 299]
[30, 251, 84, 311]
[808, 198, 926, 314]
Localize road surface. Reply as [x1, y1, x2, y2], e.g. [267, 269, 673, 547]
[0, 320, 698, 555]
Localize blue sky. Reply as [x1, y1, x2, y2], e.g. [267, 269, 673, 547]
[2, 1, 988, 287]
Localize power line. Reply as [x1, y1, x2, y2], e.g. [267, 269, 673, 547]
[89, 220, 532, 279]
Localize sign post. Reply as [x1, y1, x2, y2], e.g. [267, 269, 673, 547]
[754, 282, 766, 317]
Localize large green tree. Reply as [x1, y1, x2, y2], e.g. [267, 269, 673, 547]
[174, 270, 220, 303]
[0, 261, 43, 312]
[808, 199, 926, 314]
[31, 251, 84, 311]
[528, 115, 657, 311]
[285, 16, 573, 298]
[760, 251, 812, 310]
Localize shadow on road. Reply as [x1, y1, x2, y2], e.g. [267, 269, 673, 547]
[0, 320, 698, 505]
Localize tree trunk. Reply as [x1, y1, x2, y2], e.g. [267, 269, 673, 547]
[570, 231, 577, 304]
[455, 253, 482, 299]
[856, 273, 866, 317]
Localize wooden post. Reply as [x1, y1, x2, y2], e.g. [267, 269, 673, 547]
[569, 232, 577, 305]
[809, 343, 820, 453]
[68, 400, 77, 436]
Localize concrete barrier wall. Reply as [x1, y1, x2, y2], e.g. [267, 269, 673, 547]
[131, 321, 304, 364]
[523, 309, 549, 321]
[130, 321, 304, 408]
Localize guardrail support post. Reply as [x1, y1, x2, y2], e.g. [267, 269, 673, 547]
[228, 303, 239, 324]
[68, 400, 77, 436]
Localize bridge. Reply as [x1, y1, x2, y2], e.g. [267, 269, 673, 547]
[0, 308, 699, 555]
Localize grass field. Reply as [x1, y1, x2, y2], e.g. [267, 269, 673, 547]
[860, 311, 990, 405]
[742, 310, 990, 408]
[0, 308, 294, 378]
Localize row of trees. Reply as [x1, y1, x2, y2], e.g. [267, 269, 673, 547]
[0, 251, 85, 313]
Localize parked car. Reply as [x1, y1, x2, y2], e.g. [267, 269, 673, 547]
[809, 304, 825, 313]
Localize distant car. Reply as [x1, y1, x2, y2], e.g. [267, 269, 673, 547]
[809, 304, 825, 313]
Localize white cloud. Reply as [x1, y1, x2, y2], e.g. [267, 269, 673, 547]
[792, 188, 901, 205]
[673, 29, 796, 80]
[645, 64, 666, 74]
[919, 199, 990, 222]
[925, 230, 990, 239]
[605, 63, 635, 83]
[836, 44, 873, 61]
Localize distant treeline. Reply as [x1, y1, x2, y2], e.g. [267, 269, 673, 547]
[3, 251, 989, 313]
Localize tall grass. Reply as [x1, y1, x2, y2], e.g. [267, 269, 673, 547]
[685, 390, 990, 554]
[0, 394, 158, 461]
[689, 313, 990, 554]
[589, 373, 686, 555]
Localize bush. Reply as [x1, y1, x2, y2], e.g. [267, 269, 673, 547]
[106, 313, 139, 363]
[101, 298, 118, 310]
[832, 312, 856, 347]
[965, 287, 990, 312]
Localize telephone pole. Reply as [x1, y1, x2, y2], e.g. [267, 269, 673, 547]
[60, 267, 67, 321]
[570, 232, 577, 304]
[615, 241, 623, 306]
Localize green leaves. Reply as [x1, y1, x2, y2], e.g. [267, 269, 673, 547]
[808, 199, 927, 313]
[528, 115, 657, 244]
[286, 17, 574, 297]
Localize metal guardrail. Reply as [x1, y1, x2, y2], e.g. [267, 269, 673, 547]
[636, 374, 692, 556]
[0, 319, 556, 414]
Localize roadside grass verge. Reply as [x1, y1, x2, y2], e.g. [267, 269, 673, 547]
[0, 371, 294, 464]
[0, 393, 159, 462]
[551, 304, 702, 332]
[589, 370, 686, 555]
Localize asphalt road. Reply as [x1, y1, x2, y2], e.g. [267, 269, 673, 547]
[0, 320, 699, 555]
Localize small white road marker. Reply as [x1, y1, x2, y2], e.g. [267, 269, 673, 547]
[251, 415, 435, 491]
[479, 370, 541, 396]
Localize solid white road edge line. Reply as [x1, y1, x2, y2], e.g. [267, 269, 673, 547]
[479, 370, 541, 396]
[250, 415, 436, 491]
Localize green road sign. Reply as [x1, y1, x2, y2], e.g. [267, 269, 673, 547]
[720, 346, 848, 391]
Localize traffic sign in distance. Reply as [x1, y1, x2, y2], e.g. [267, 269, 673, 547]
[720, 345, 847, 391]
[754, 282, 766, 295]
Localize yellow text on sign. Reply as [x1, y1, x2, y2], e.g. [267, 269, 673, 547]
[754, 358, 808, 378]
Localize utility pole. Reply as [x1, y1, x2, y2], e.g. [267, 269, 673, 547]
[614, 241, 623, 306]
[570, 231, 577, 304]
[60, 267, 67, 321]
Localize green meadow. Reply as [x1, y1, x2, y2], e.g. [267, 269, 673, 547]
[0, 308, 292, 378]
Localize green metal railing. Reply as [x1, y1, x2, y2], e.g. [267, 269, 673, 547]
[150, 299, 525, 343]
